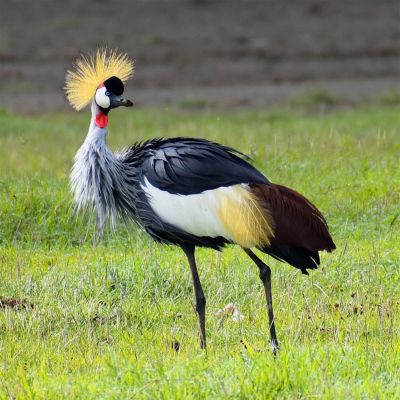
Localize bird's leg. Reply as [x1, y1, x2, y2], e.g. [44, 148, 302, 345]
[182, 245, 207, 350]
[243, 248, 279, 355]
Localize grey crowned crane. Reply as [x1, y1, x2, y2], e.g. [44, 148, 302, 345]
[65, 49, 335, 353]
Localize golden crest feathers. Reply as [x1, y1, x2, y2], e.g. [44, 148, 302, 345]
[65, 48, 134, 111]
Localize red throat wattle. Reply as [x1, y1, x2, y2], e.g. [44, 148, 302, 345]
[95, 112, 108, 128]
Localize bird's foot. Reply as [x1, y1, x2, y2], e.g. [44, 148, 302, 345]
[271, 339, 279, 357]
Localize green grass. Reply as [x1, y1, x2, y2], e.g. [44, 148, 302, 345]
[0, 105, 399, 399]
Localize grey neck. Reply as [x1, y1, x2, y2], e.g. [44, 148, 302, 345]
[70, 100, 119, 230]
[86, 101, 108, 144]
[70, 100, 139, 234]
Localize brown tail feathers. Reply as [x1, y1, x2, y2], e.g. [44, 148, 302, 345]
[251, 183, 336, 274]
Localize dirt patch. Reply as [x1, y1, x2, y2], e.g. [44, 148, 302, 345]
[0, 297, 33, 310]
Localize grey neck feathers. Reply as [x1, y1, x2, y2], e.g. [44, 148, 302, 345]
[70, 101, 138, 231]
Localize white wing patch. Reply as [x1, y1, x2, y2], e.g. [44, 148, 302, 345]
[141, 178, 247, 241]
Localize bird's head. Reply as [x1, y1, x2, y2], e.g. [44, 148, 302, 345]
[95, 76, 133, 112]
[65, 48, 135, 114]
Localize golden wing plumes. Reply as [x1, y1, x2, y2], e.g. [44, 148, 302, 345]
[217, 185, 275, 248]
[65, 48, 134, 111]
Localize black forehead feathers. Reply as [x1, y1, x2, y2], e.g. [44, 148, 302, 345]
[104, 76, 124, 96]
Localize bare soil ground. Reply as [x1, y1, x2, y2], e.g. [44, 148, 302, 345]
[0, 0, 399, 113]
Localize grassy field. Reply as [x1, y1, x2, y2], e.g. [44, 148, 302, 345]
[0, 104, 399, 398]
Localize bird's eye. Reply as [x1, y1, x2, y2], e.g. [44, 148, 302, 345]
[105, 91, 110, 96]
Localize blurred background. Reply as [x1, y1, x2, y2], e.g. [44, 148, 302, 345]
[0, 0, 399, 113]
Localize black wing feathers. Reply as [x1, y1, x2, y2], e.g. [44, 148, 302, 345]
[124, 137, 270, 195]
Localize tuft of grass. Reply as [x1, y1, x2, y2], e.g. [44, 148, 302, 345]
[177, 98, 214, 111]
[376, 90, 400, 106]
[0, 106, 399, 398]
[287, 88, 344, 111]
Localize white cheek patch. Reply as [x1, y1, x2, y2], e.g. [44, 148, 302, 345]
[95, 86, 110, 108]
